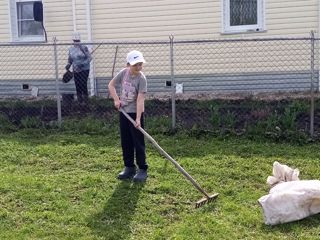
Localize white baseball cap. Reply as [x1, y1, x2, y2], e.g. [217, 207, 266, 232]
[126, 50, 146, 65]
[72, 32, 81, 41]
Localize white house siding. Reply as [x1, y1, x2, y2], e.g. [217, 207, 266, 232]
[1, 0, 317, 43]
[0, 0, 76, 82]
[89, 0, 319, 41]
[89, 0, 318, 77]
[0, 0, 318, 95]
[0, 0, 75, 43]
[43, 0, 74, 41]
[0, 2, 10, 42]
[265, 0, 318, 38]
[91, 0, 220, 41]
[0, 0, 317, 42]
[73, 0, 90, 41]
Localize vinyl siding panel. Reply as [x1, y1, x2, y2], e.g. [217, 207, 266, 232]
[0, 2, 10, 42]
[264, 0, 318, 37]
[43, 0, 74, 42]
[0, 1, 75, 83]
[90, 0, 318, 40]
[0, 0, 75, 43]
[74, 0, 89, 41]
[91, 0, 221, 40]
[0, 0, 319, 97]
[0, 0, 318, 42]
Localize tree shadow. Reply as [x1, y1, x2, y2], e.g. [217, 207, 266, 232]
[88, 181, 145, 240]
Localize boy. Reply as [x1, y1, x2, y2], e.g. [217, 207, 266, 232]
[108, 50, 148, 182]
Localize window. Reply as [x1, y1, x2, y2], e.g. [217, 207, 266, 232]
[9, 0, 44, 42]
[222, 0, 265, 34]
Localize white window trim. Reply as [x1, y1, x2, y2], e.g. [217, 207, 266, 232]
[9, 0, 45, 43]
[221, 0, 266, 34]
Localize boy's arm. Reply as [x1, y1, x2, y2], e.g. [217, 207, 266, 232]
[108, 78, 121, 109]
[135, 92, 145, 128]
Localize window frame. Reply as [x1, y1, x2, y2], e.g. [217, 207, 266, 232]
[221, 0, 266, 34]
[9, 0, 45, 42]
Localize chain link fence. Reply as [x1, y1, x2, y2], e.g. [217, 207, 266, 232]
[0, 33, 319, 138]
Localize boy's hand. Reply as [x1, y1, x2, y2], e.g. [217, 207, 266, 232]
[135, 119, 141, 128]
[114, 100, 121, 110]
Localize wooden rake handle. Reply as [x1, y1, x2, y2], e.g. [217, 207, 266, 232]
[119, 108, 211, 198]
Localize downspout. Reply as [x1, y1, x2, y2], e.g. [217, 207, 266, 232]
[72, 0, 77, 32]
[86, 0, 96, 96]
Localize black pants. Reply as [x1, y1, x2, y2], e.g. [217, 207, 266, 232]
[74, 70, 89, 103]
[120, 112, 148, 170]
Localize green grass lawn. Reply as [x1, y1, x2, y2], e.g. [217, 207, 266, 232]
[1, 129, 320, 240]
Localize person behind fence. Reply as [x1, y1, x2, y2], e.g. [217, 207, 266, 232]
[108, 50, 148, 182]
[65, 32, 91, 105]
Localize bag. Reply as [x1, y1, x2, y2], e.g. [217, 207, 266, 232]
[258, 161, 320, 225]
[259, 180, 320, 225]
[62, 70, 73, 83]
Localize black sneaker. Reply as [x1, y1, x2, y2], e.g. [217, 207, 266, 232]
[118, 167, 136, 180]
[133, 169, 148, 182]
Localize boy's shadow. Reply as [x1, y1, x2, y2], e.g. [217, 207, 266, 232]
[88, 181, 145, 240]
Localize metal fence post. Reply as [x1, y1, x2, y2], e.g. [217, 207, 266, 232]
[310, 31, 315, 137]
[88, 45, 97, 96]
[169, 35, 176, 129]
[53, 37, 62, 127]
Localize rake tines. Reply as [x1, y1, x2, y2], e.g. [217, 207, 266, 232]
[195, 193, 219, 208]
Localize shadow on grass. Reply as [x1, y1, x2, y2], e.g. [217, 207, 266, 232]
[88, 180, 145, 240]
[261, 214, 320, 233]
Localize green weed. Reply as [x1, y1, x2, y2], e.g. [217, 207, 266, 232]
[0, 114, 17, 132]
[210, 104, 221, 129]
[20, 116, 42, 128]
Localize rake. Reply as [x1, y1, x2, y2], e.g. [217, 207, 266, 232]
[120, 108, 219, 208]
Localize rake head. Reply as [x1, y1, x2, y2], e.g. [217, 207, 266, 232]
[195, 193, 219, 208]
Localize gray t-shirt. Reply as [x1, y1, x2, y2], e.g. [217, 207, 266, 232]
[114, 68, 147, 113]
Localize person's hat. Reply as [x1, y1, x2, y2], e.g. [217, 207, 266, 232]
[72, 32, 81, 41]
[126, 50, 146, 65]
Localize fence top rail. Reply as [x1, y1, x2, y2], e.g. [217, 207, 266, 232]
[0, 36, 319, 47]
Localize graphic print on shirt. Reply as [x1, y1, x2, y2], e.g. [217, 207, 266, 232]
[120, 77, 136, 106]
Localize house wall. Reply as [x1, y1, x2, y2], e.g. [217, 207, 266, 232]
[90, 0, 318, 41]
[0, 0, 75, 43]
[0, 0, 318, 97]
[0, 0, 318, 42]
[266, 0, 318, 37]
[0, 2, 10, 42]
[91, 0, 220, 41]
[43, 0, 74, 41]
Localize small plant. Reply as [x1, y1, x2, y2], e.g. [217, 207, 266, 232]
[20, 116, 42, 129]
[0, 114, 17, 132]
[281, 107, 297, 130]
[265, 112, 279, 131]
[223, 110, 237, 129]
[145, 116, 171, 134]
[210, 105, 221, 129]
[280, 101, 307, 131]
